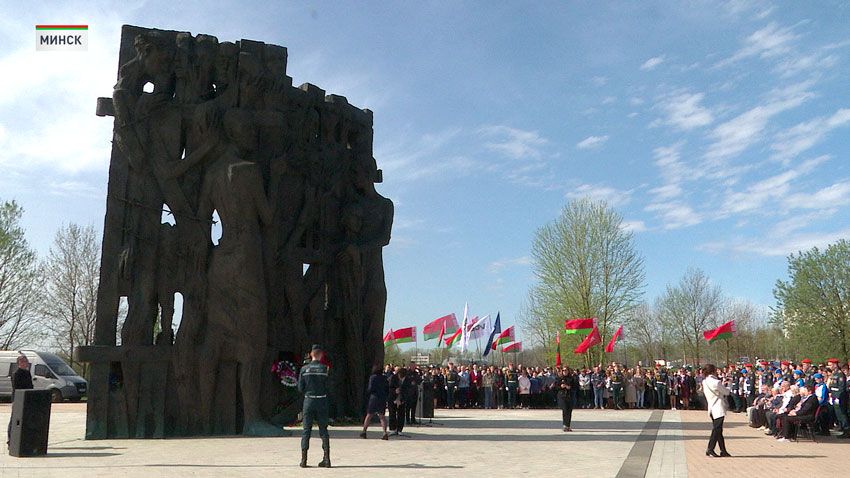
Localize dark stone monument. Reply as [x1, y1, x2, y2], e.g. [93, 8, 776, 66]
[77, 25, 393, 438]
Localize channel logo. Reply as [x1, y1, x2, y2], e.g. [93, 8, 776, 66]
[36, 25, 88, 51]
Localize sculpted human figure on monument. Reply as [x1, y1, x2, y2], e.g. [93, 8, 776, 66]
[196, 107, 287, 436]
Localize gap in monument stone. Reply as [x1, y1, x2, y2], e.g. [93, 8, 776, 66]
[211, 209, 222, 245]
[142, 81, 154, 93]
[172, 291, 184, 334]
[161, 203, 175, 225]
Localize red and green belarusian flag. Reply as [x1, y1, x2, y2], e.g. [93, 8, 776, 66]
[491, 326, 515, 349]
[444, 327, 462, 348]
[703, 320, 737, 344]
[392, 326, 416, 344]
[565, 318, 597, 335]
[383, 329, 395, 347]
[502, 341, 522, 353]
[574, 326, 601, 354]
[383, 326, 416, 346]
[424, 313, 458, 341]
[605, 325, 623, 353]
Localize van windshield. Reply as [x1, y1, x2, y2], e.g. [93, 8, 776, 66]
[45, 361, 77, 376]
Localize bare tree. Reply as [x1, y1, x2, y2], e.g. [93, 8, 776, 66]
[0, 200, 44, 349]
[623, 300, 675, 363]
[658, 268, 723, 366]
[42, 223, 100, 376]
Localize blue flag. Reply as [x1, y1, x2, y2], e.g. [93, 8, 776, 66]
[483, 312, 501, 357]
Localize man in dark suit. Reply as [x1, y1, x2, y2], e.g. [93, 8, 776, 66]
[778, 384, 818, 441]
[7, 355, 33, 447]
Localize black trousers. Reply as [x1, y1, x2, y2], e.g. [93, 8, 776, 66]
[708, 415, 727, 453]
[407, 397, 417, 423]
[393, 403, 407, 432]
[558, 396, 573, 427]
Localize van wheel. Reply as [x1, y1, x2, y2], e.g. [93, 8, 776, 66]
[51, 389, 63, 403]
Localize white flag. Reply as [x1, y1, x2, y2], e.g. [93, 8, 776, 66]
[468, 314, 490, 341]
[460, 302, 469, 353]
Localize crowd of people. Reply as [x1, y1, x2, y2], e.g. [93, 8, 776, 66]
[361, 358, 850, 441]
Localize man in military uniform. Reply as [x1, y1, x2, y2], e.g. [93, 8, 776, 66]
[827, 358, 849, 438]
[801, 359, 815, 388]
[656, 367, 669, 410]
[743, 365, 756, 407]
[611, 363, 624, 410]
[505, 364, 519, 409]
[759, 362, 774, 389]
[727, 364, 743, 413]
[445, 364, 459, 409]
[780, 361, 793, 382]
[298, 345, 331, 468]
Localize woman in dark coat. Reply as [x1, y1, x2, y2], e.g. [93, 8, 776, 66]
[361, 365, 389, 440]
[557, 367, 577, 431]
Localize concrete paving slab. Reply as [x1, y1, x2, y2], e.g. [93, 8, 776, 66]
[1, 404, 669, 478]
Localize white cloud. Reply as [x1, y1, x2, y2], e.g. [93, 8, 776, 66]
[704, 80, 815, 160]
[480, 125, 549, 160]
[602, 96, 616, 105]
[774, 53, 838, 78]
[566, 184, 632, 207]
[649, 184, 683, 201]
[699, 225, 850, 257]
[377, 127, 477, 182]
[487, 256, 531, 274]
[644, 201, 702, 229]
[591, 76, 608, 86]
[640, 55, 665, 71]
[783, 181, 850, 210]
[576, 135, 609, 149]
[715, 22, 801, 67]
[770, 108, 850, 162]
[0, 20, 121, 174]
[652, 141, 693, 185]
[656, 92, 714, 131]
[620, 220, 648, 233]
[718, 156, 827, 215]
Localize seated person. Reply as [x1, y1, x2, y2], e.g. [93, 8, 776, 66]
[778, 384, 818, 441]
[765, 382, 793, 436]
[747, 385, 771, 428]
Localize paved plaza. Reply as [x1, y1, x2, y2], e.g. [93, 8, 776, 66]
[0, 403, 845, 477]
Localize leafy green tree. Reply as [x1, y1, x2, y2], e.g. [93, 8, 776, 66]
[774, 240, 850, 360]
[0, 200, 43, 349]
[526, 198, 645, 367]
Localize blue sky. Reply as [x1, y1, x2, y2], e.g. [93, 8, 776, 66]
[2, 1, 850, 348]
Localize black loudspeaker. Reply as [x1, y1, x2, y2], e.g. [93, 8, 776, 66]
[9, 389, 52, 457]
[416, 384, 424, 419]
[417, 383, 434, 419]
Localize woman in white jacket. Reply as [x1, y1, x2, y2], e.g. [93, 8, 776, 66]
[701, 364, 732, 457]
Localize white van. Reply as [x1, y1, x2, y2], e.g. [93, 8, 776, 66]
[0, 350, 87, 402]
